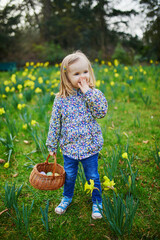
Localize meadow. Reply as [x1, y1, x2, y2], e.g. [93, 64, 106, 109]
[0, 60, 160, 240]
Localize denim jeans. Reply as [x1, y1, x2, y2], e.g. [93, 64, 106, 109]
[63, 153, 102, 204]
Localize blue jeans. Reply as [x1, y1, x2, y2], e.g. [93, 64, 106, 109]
[63, 153, 102, 204]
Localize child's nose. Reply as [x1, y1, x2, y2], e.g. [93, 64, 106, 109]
[80, 74, 85, 79]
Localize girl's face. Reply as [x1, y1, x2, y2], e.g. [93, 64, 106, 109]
[67, 57, 89, 89]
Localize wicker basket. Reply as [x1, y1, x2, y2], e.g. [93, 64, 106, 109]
[29, 154, 65, 190]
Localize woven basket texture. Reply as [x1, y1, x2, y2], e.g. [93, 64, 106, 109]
[29, 155, 65, 190]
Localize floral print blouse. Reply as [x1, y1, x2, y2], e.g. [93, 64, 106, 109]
[46, 88, 108, 160]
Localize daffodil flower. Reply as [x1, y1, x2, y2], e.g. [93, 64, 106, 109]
[84, 179, 99, 196]
[158, 152, 160, 157]
[110, 81, 115, 86]
[22, 124, 27, 130]
[122, 152, 128, 159]
[0, 107, 5, 115]
[31, 120, 37, 126]
[4, 162, 9, 168]
[103, 176, 117, 193]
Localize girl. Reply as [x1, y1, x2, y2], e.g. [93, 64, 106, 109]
[46, 51, 108, 219]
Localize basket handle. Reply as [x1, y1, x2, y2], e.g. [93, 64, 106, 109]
[45, 154, 57, 177]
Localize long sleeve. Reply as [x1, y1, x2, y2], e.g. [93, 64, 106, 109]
[83, 88, 108, 119]
[46, 96, 61, 152]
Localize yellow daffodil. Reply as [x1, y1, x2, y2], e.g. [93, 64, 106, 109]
[96, 80, 101, 87]
[0, 108, 5, 115]
[4, 80, 10, 85]
[110, 81, 115, 86]
[150, 60, 153, 64]
[114, 59, 119, 66]
[2, 94, 7, 98]
[11, 74, 16, 83]
[55, 63, 59, 67]
[122, 152, 128, 159]
[114, 73, 119, 78]
[25, 62, 29, 67]
[5, 86, 10, 92]
[108, 61, 112, 67]
[103, 176, 117, 193]
[44, 62, 49, 67]
[129, 76, 133, 80]
[50, 92, 54, 96]
[4, 162, 9, 168]
[84, 179, 99, 195]
[31, 120, 37, 126]
[95, 58, 99, 62]
[17, 103, 25, 110]
[22, 71, 27, 77]
[35, 87, 42, 93]
[158, 152, 160, 157]
[10, 87, 15, 92]
[17, 104, 22, 110]
[104, 68, 108, 72]
[38, 77, 43, 84]
[30, 62, 34, 66]
[46, 80, 50, 84]
[18, 93, 23, 99]
[17, 84, 23, 91]
[52, 79, 57, 84]
[22, 123, 27, 130]
[124, 66, 128, 71]
[101, 60, 105, 65]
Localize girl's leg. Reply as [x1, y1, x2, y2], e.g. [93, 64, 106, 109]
[81, 153, 102, 204]
[63, 155, 79, 198]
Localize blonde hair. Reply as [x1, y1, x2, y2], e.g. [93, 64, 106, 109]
[58, 51, 96, 97]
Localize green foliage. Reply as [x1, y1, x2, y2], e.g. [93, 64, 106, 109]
[1, 182, 23, 209]
[152, 141, 160, 168]
[33, 42, 66, 63]
[0, 63, 159, 239]
[101, 193, 139, 236]
[76, 162, 86, 190]
[40, 200, 50, 233]
[103, 146, 121, 180]
[112, 43, 132, 65]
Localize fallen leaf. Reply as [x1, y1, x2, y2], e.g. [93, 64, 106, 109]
[114, 107, 118, 110]
[24, 140, 30, 144]
[143, 140, 149, 144]
[13, 173, 18, 178]
[88, 224, 95, 227]
[0, 159, 5, 164]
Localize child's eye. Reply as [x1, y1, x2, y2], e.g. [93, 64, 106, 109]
[74, 73, 79, 76]
[84, 71, 88, 74]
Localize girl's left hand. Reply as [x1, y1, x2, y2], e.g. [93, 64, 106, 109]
[78, 78, 90, 94]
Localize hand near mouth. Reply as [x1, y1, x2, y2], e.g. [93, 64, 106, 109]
[78, 78, 90, 94]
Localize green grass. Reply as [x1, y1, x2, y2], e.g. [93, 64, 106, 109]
[0, 62, 160, 240]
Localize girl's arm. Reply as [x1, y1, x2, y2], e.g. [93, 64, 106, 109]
[46, 96, 61, 153]
[83, 88, 108, 119]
